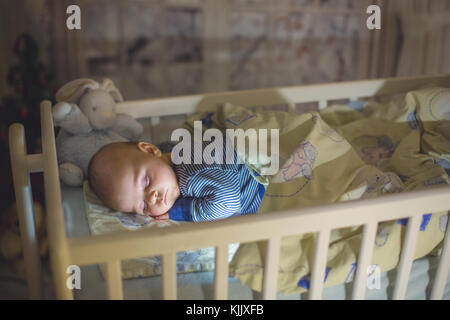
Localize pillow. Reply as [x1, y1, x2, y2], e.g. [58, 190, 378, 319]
[82, 181, 239, 280]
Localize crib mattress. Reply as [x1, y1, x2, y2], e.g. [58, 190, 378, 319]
[60, 185, 449, 300]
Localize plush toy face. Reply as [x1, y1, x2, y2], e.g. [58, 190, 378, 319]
[79, 89, 117, 130]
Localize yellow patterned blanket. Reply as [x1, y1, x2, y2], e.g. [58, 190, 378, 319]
[184, 86, 449, 295]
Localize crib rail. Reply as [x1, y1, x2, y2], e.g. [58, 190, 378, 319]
[9, 74, 450, 300]
[116, 73, 450, 119]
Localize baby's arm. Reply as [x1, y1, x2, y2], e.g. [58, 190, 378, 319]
[169, 170, 241, 222]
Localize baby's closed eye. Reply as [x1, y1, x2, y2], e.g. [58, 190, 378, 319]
[142, 175, 150, 189]
[139, 174, 150, 214]
[141, 201, 148, 214]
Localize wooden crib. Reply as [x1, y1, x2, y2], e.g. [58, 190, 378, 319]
[8, 73, 450, 300]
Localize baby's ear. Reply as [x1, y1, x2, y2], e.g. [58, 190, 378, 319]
[137, 142, 162, 157]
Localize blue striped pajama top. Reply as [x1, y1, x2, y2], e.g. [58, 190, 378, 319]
[168, 138, 266, 222]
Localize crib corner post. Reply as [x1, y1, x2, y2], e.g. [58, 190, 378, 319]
[8, 123, 42, 300]
[40, 100, 74, 300]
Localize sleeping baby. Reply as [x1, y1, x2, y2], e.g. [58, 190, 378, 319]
[87, 139, 266, 221]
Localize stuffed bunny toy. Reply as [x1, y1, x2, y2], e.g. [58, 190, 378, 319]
[52, 78, 143, 187]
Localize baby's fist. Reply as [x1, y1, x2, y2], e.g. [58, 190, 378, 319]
[153, 212, 169, 221]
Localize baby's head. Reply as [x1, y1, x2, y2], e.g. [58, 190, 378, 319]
[88, 142, 180, 217]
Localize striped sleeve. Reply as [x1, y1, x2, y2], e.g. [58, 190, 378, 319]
[169, 168, 241, 222]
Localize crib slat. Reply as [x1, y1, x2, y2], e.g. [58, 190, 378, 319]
[309, 229, 331, 300]
[352, 222, 378, 300]
[105, 260, 123, 300]
[431, 214, 450, 300]
[287, 103, 296, 113]
[393, 214, 421, 300]
[150, 116, 161, 143]
[9, 124, 42, 299]
[262, 237, 281, 300]
[151, 116, 161, 127]
[162, 252, 177, 300]
[214, 244, 229, 300]
[318, 100, 327, 110]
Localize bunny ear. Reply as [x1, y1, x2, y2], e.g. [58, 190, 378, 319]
[101, 78, 123, 102]
[55, 78, 100, 103]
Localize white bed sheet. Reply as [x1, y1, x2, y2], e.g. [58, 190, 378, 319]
[61, 185, 450, 300]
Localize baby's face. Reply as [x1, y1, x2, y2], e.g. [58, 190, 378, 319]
[107, 143, 180, 217]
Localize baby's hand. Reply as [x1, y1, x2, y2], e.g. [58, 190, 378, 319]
[152, 212, 169, 220]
